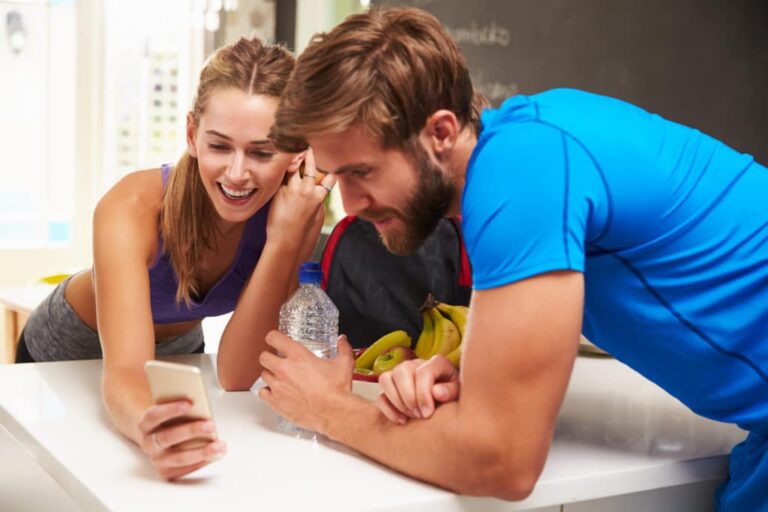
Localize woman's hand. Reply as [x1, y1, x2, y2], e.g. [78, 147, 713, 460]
[266, 149, 337, 250]
[375, 355, 461, 424]
[137, 400, 226, 480]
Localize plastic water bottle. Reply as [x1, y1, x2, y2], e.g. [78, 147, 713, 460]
[276, 261, 339, 435]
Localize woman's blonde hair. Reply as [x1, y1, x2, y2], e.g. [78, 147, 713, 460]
[162, 37, 294, 305]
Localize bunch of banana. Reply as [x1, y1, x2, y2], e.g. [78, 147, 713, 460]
[415, 294, 468, 369]
[352, 295, 470, 381]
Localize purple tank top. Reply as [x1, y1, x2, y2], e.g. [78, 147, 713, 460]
[148, 165, 269, 324]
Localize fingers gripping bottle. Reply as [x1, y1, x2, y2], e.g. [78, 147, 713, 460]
[276, 261, 339, 435]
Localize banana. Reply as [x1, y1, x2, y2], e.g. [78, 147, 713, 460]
[435, 302, 469, 338]
[445, 342, 462, 368]
[426, 308, 461, 358]
[354, 330, 412, 370]
[413, 309, 435, 359]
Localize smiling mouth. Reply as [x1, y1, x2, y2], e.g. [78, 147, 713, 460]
[218, 183, 256, 201]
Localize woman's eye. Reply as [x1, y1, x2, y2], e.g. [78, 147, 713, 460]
[251, 151, 275, 159]
[352, 168, 371, 178]
[208, 143, 229, 151]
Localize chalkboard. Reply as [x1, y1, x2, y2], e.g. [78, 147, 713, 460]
[374, 0, 768, 164]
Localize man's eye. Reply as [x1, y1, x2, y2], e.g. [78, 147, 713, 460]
[352, 168, 371, 178]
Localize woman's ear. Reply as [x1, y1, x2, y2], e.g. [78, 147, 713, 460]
[286, 151, 307, 174]
[185, 112, 198, 158]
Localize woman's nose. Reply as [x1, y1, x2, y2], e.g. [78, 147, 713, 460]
[225, 152, 247, 182]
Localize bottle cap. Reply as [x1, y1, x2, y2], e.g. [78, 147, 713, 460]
[298, 261, 322, 285]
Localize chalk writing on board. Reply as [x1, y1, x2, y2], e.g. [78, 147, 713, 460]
[471, 71, 519, 104]
[445, 21, 511, 47]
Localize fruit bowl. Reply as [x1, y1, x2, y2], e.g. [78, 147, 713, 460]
[352, 348, 379, 382]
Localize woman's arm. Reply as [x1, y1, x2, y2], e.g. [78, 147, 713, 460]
[217, 159, 334, 391]
[93, 170, 225, 479]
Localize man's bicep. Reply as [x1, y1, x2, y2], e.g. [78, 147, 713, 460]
[457, 271, 584, 469]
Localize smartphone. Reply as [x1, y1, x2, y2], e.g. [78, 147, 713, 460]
[144, 360, 214, 449]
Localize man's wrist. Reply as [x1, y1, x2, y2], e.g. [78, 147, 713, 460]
[318, 392, 379, 442]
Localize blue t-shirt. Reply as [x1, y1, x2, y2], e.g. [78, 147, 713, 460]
[462, 88, 768, 431]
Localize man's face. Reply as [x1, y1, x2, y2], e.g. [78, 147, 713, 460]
[309, 125, 454, 255]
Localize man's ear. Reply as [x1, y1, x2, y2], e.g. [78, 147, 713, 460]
[421, 110, 459, 159]
[185, 112, 198, 158]
[286, 150, 306, 174]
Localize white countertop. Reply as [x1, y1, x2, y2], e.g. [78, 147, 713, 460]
[0, 354, 746, 511]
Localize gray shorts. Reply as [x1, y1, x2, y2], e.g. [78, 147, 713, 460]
[23, 275, 204, 362]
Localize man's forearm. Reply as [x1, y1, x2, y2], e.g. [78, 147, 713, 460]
[321, 394, 539, 500]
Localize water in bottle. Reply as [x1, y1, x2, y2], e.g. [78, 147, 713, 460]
[276, 261, 339, 436]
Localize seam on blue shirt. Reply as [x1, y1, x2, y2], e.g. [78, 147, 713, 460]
[534, 120, 614, 246]
[612, 252, 768, 386]
[561, 133, 572, 268]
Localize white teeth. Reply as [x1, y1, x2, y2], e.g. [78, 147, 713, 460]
[220, 183, 254, 199]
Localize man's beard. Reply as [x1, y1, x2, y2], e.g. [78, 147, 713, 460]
[367, 142, 454, 255]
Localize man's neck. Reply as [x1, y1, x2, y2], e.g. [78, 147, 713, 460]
[446, 129, 478, 217]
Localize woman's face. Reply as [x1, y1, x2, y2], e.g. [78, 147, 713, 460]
[187, 88, 300, 226]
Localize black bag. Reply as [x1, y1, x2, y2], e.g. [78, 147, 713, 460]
[320, 216, 472, 349]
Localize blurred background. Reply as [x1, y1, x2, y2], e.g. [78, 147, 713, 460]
[1, 0, 766, 288]
[0, 0, 366, 285]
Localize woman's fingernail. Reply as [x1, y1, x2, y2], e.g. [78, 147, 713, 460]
[420, 406, 431, 418]
[201, 422, 215, 433]
[409, 408, 420, 418]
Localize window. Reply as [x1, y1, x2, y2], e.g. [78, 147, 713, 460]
[0, 0, 76, 249]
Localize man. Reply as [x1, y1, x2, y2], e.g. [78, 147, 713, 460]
[258, 7, 768, 509]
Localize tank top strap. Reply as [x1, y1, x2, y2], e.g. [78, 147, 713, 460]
[161, 164, 172, 190]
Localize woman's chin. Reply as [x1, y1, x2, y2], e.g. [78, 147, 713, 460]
[213, 197, 264, 223]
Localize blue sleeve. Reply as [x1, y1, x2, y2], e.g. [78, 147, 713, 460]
[462, 121, 587, 290]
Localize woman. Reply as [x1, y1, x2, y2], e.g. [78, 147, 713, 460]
[16, 37, 335, 479]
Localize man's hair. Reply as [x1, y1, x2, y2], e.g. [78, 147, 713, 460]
[273, 7, 484, 152]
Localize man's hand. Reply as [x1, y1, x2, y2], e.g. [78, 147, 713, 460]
[376, 355, 460, 424]
[258, 331, 355, 433]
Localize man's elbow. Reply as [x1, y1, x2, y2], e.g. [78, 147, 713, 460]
[452, 436, 544, 501]
[492, 472, 538, 501]
[463, 461, 539, 501]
